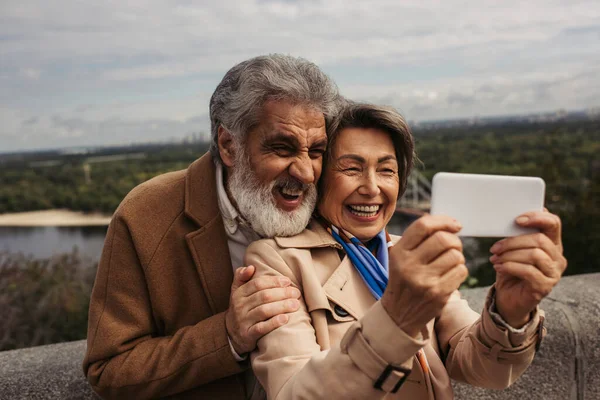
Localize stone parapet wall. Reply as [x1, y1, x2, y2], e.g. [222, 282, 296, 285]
[453, 272, 599, 400]
[1, 273, 598, 399]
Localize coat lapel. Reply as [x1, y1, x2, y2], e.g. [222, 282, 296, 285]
[186, 218, 233, 314]
[322, 255, 376, 320]
[184, 154, 233, 314]
[273, 222, 401, 321]
[322, 234, 403, 321]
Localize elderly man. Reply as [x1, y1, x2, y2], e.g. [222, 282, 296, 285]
[83, 54, 341, 399]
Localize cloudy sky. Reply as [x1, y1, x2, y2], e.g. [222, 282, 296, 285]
[1, 0, 599, 152]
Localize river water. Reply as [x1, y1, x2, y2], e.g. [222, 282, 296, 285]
[0, 226, 108, 262]
[0, 219, 414, 263]
[0, 218, 489, 271]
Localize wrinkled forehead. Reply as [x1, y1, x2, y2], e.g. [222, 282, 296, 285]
[257, 100, 327, 144]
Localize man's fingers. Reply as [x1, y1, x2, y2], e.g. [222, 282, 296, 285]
[247, 298, 300, 323]
[236, 265, 255, 282]
[248, 314, 289, 339]
[490, 248, 558, 278]
[515, 210, 563, 247]
[246, 286, 301, 312]
[230, 266, 255, 292]
[238, 275, 292, 298]
[401, 215, 462, 250]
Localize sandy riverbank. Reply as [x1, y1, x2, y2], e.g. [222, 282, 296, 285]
[0, 210, 112, 227]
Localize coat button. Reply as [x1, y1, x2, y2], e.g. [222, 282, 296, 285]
[334, 305, 349, 318]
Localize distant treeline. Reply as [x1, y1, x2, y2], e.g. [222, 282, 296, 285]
[1, 120, 599, 278]
[0, 143, 210, 214]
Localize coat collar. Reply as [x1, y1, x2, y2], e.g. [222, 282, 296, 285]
[320, 233, 402, 320]
[274, 219, 342, 250]
[274, 220, 401, 250]
[277, 220, 403, 321]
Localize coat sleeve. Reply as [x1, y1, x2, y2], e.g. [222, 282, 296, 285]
[246, 241, 428, 400]
[82, 212, 245, 400]
[436, 288, 544, 390]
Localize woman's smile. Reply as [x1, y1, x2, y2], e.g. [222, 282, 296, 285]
[318, 127, 400, 242]
[345, 204, 382, 220]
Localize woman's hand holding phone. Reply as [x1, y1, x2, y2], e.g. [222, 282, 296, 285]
[382, 215, 468, 338]
[489, 210, 567, 327]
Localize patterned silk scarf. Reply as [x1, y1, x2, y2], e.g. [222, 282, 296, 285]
[319, 217, 430, 377]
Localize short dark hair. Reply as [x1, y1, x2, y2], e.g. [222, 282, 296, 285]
[326, 101, 415, 196]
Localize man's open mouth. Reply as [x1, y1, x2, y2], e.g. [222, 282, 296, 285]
[279, 186, 303, 201]
[347, 204, 381, 218]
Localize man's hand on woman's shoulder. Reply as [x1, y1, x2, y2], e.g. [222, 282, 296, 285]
[226, 265, 302, 355]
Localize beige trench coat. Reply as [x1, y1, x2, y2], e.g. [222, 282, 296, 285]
[246, 220, 544, 400]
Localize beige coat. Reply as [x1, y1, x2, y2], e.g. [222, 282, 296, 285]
[246, 220, 544, 400]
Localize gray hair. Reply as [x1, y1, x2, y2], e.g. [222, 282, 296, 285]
[209, 54, 341, 164]
[326, 101, 416, 196]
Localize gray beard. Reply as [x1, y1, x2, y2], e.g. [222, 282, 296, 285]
[227, 149, 317, 238]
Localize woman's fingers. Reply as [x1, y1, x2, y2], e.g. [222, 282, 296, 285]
[400, 215, 462, 251]
[427, 246, 465, 274]
[490, 248, 558, 278]
[491, 232, 562, 261]
[494, 261, 553, 298]
[439, 263, 469, 292]
[515, 210, 563, 247]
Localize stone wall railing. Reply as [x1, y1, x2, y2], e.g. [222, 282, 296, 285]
[1, 273, 598, 399]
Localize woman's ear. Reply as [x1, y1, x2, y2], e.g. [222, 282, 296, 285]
[217, 126, 236, 167]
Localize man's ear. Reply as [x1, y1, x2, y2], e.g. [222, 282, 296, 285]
[217, 126, 236, 167]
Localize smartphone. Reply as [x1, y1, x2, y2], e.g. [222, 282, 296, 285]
[430, 172, 545, 237]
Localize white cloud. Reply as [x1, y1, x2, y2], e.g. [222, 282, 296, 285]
[19, 68, 41, 80]
[1, 0, 600, 151]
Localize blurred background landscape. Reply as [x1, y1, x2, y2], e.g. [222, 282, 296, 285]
[1, 0, 599, 352]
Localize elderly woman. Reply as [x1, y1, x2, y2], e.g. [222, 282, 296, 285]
[245, 103, 567, 399]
